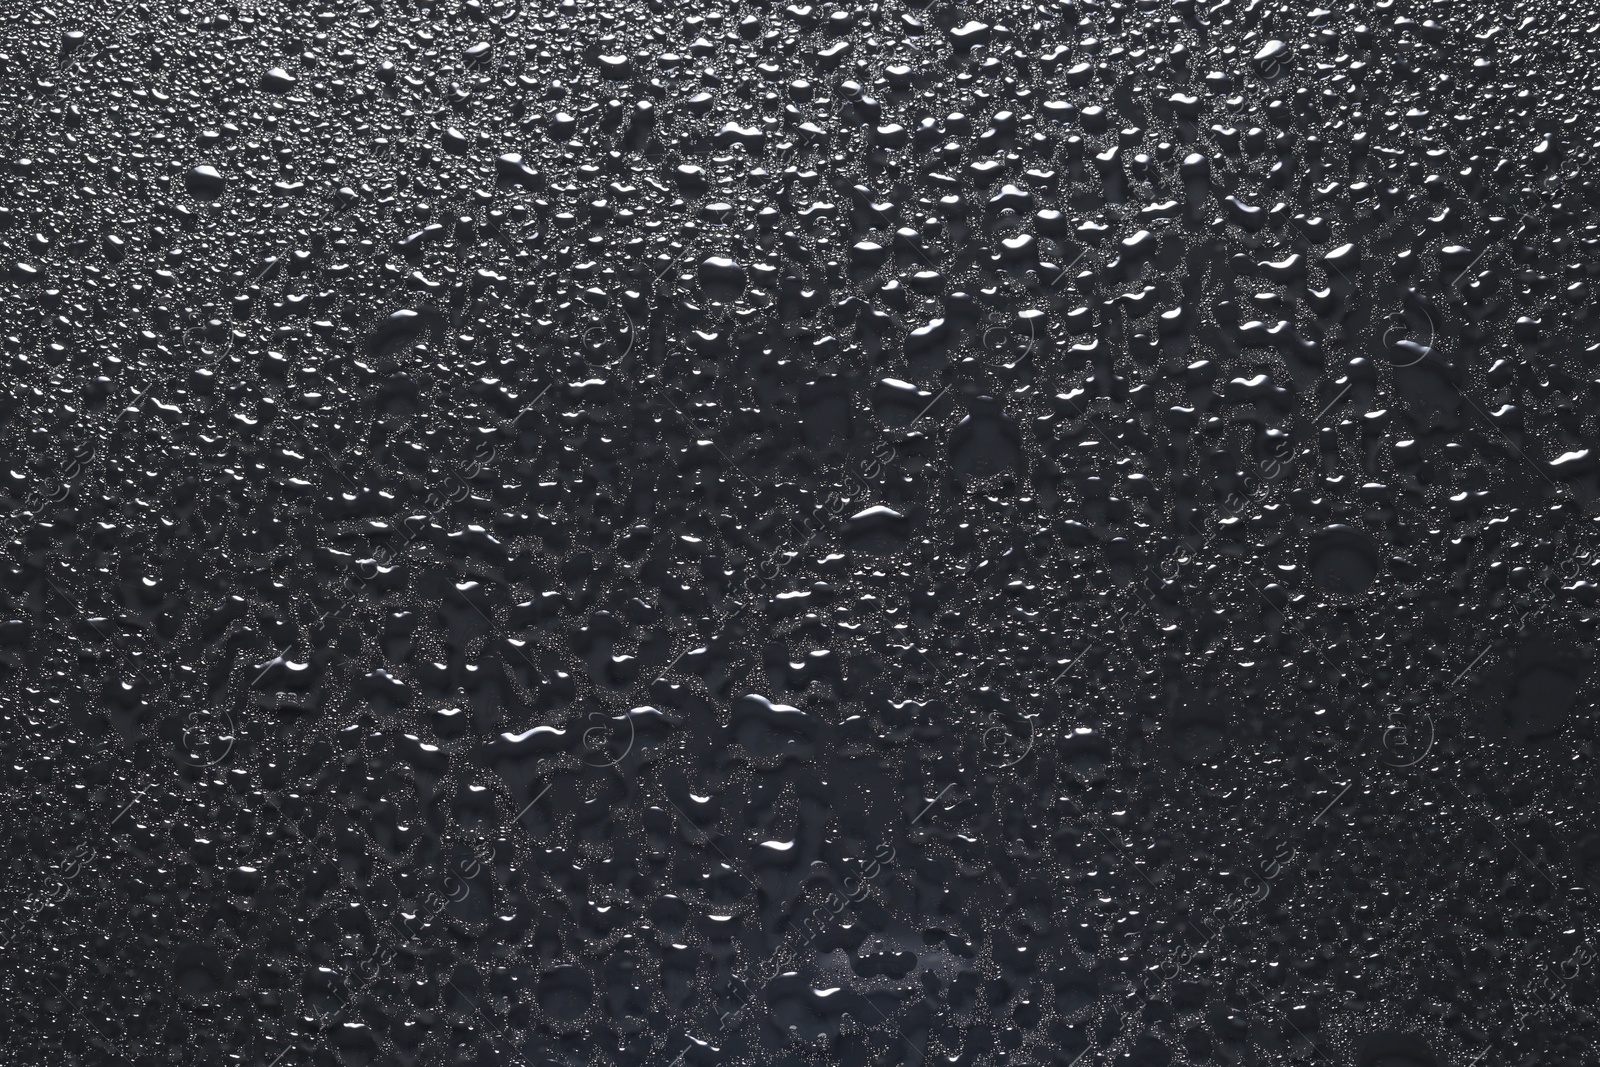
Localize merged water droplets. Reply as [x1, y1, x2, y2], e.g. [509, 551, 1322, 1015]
[2, 0, 1599, 1064]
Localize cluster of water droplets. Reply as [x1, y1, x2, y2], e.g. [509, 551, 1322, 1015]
[1, 0, 1599, 1063]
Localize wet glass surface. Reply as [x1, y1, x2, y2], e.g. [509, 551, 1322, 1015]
[1, 0, 1598, 1064]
